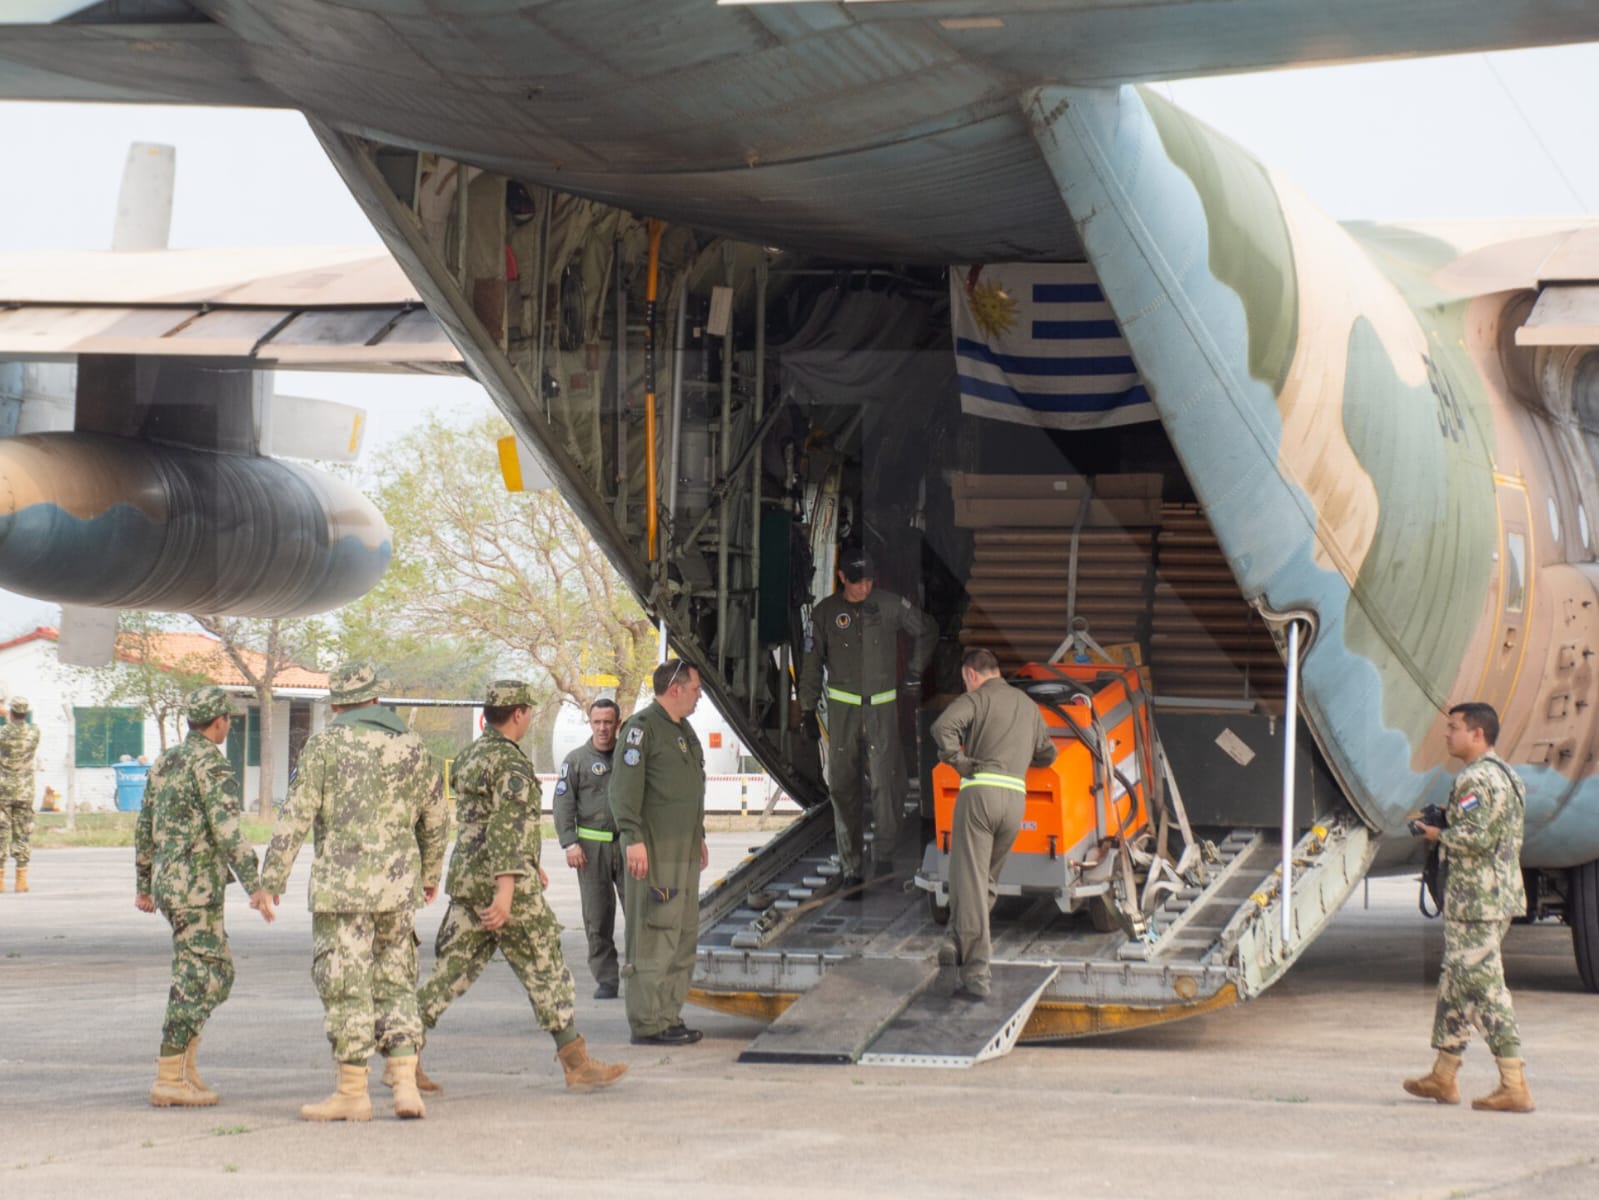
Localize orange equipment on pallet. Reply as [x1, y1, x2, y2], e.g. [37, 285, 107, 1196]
[916, 660, 1156, 923]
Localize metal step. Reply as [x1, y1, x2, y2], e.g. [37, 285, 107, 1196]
[859, 964, 1061, 1069]
[738, 957, 938, 1064]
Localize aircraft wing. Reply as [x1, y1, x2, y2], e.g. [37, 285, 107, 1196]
[0, 247, 462, 371]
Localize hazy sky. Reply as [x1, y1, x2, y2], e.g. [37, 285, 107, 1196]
[1, 40, 1596, 634]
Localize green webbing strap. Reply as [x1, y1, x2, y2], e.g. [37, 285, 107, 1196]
[826, 686, 898, 706]
[576, 826, 615, 843]
[959, 772, 1027, 794]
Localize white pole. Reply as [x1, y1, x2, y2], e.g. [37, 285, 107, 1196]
[62, 701, 77, 833]
[1280, 620, 1301, 944]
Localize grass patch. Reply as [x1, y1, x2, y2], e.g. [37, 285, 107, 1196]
[210, 1125, 250, 1137]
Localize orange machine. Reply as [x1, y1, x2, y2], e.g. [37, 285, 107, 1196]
[918, 661, 1155, 919]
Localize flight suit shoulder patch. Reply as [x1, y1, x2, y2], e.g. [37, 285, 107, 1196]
[626, 726, 644, 746]
[591, 761, 608, 775]
[623, 747, 641, 767]
[835, 612, 851, 630]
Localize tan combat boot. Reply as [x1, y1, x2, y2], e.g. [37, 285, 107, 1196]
[149, 1052, 217, 1108]
[1472, 1056, 1535, 1113]
[385, 1055, 426, 1119]
[1402, 1050, 1463, 1104]
[556, 1035, 628, 1092]
[14, 867, 27, 893]
[182, 1037, 219, 1105]
[382, 1053, 442, 1094]
[300, 1062, 373, 1122]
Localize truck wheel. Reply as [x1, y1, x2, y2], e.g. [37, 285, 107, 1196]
[928, 891, 950, 926]
[1571, 859, 1599, 993]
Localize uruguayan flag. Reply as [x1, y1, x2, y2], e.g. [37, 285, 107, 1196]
[951, 263, 1156, 430]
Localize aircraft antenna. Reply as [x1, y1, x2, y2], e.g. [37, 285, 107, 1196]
[1481, 55, 1592, 214]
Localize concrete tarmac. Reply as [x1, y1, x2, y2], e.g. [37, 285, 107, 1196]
[1, 836, 1595, 1199]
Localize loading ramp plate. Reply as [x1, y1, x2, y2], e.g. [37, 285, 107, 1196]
[738, 958, 938, 1065]
[860, 963, 1060, 1069]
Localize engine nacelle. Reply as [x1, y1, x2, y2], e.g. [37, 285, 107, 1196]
[0, 432, 390, 616]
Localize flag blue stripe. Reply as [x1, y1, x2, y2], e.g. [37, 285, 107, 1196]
[1032, 320, 1124, 340]
[956, 337, 1135, 377]
[1031, 283, 1104, 303]
[959, 373, 1151, 414]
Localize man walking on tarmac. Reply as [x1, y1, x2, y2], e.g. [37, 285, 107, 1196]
[135, 686, 276, 1107]
[1403, 701, 1534, 1113]
[415, 680, 627, 1093]
[610, 660, 708, 1045]
[555, 698, 626, 999]
[261, 660, 448, 1122]
[930, 648, 1056, 1000]
[0, 696, 41, 893]
[798, 548, 935, 891]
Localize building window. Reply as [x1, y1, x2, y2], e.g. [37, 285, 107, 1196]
[74, 707, 145, 767]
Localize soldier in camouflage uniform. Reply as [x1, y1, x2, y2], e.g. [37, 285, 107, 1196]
[610, 660, 709, 1045]
[798, 549, 935, 887]
[415, 680, 626, 1093]
[554, 697, 625, 999]
[260, 661, 448, 1122]
[0, 697, 41, 893]
[134, 686, 276, 1108]
[1404, 702, 1534, 1113]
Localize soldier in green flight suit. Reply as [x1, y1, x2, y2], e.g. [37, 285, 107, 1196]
[555, 697, 626, 1000]
[134, 686, 276, 1108]
[0, 696, 41, 893]
[610, 660, 709, 1045]
[1404, 701, 1535, 1113]
[261, 660, 448, 1123]
[930, 648, 1058, 1000]
[798, 549, 935, 888]
[414, 680, 627, 1094]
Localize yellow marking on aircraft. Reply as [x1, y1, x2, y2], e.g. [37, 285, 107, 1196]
[497, 434, 524, 492]
[348, 411, 365, 456]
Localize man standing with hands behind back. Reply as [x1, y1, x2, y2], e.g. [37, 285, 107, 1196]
[555, 698, 626, 1000]
[610, 660, 708, 1045]
[1403, 701, 1534, 1113]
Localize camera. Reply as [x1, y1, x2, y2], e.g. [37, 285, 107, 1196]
[1408, 803, 1447, 837]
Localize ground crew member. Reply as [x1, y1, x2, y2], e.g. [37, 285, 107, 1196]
[260, 661, 448, 1123]
[1404, 701, 1534, 1113]
[930, 648, 1056, 1000]
[610, 660, 708, 1045]
[415, 681, 626, 1093]
[555, 697, 626, 999]
[0, 696, 41, 893]
[798, 549, 935, 887]
[134, 686, 276, 1107]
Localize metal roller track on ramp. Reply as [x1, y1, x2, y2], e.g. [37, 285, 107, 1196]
[860, 964, 1060, 1069]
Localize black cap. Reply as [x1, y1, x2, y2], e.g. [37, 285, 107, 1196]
[840, 550, 874, 582]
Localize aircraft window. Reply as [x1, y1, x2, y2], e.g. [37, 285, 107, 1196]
[1504, 532, 1527, 614]
[1548, 498, 1561, 542]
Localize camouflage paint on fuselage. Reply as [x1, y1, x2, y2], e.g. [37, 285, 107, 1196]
[1026, 82, 1599, 872]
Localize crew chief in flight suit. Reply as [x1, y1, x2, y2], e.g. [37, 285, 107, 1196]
[799, 550, 935, 887]
[931, 648, 1057, 999]
[555, 697, 626, 1000]
[609, 660, 709, 1045]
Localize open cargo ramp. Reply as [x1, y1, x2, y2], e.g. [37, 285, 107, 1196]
[692, 800, 1377, 1042]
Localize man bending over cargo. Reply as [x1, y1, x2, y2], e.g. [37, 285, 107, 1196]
[930, 648, 1056, 1000]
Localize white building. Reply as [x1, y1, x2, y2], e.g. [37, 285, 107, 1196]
[0, 626, 329, 811]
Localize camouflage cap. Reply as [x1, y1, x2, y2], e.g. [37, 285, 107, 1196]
[185, 686, 240, 724]
[8, 696, 29, 717]
[329, 659, 385, 705]
[485, 679, 534, 708]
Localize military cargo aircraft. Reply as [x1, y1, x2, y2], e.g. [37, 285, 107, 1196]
[4, 2, 1599, 1061]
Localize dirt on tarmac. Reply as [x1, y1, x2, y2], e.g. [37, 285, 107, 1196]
[1, 836, 1595, 1199]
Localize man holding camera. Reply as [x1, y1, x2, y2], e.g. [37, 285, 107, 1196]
[1403, 701, 1533, 1113]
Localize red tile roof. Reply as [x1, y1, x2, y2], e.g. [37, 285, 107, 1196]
[0, 625, 327, 689]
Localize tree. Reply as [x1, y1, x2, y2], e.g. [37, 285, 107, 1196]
[191, 615, 326, 815]
[357, 413, 656, 738]
[96, 612, 212, 752]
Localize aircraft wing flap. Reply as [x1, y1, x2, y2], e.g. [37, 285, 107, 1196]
[0, 301, 461, 369]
